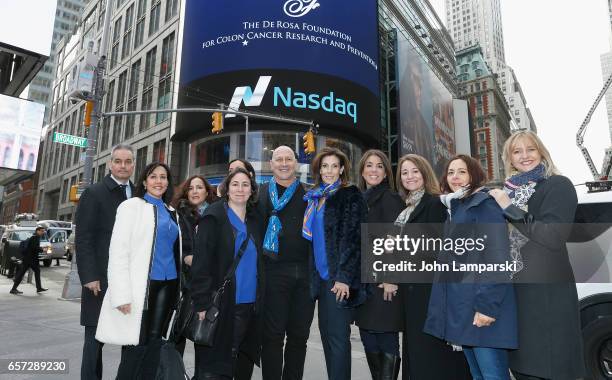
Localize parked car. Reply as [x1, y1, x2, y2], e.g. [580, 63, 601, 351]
[568, 186, 612, 380]
[37, 220, 73, 262]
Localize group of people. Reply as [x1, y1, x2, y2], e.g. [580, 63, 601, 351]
[75, 130, 584, 380]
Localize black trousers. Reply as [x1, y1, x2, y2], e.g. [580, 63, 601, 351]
[12, 260, 42, 290]
[196, 303, 255, 380]
[116, 279, 178, 380]
[261, 262, 315, 380]
[81, 325, 104, 380]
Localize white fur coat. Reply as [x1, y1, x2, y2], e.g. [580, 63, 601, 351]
[95, 197, 181, 346]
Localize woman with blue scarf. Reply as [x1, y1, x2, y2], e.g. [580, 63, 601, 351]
[488, 131, 584, 380]
[191, 167, 264, 380]
[303, 147, 368, 380]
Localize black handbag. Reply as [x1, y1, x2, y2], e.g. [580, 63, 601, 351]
[183, 229, 252, 346]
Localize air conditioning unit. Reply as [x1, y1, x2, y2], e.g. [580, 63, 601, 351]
[67, 52, 97, 101]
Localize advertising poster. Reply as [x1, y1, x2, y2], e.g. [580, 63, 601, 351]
[397, 35, 455, 174]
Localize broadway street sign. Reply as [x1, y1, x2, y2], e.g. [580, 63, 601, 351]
[53, 132, 87, 148]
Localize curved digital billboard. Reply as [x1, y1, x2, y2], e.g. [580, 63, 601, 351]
[175, 0, 380, 144]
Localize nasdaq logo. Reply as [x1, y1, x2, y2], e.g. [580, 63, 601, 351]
[226, 76, 272, 118]
[226, 76, 358, 124]
[283, 0, 320, 18]
[273, 87, 357, 124]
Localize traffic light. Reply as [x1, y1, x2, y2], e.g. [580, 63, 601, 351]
[84, 100, 94, 127]
[211, 112, 224, 134]
[303, 130, 316, 155]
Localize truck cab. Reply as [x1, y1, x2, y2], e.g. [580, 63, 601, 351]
[569, 186, 612, 379]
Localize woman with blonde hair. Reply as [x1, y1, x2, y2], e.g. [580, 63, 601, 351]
[488, 131, 584, 380]
[395, 154, 471, 380]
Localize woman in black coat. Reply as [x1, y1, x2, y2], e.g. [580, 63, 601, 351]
[354, 149, 405, 379]
[303, 147, 368, 380]
[489, 131, 585, 380]
[171, 175, 216, 356]
[191, 168, 264, 380]
[394, 154, 471, 380]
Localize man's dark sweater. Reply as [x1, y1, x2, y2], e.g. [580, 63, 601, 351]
[259, 181, 309, 264]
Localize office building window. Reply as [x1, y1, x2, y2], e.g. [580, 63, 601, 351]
[135, 146, 148, 179]
[156, 78, 171, 123]
[110, 17, 122, 68]
[144, 47, 157, 87]
[134, 0, 147, 48]
[62, 179, 69, 203]
[140, 88, 153, 131]
[153, 139, 166, 162]
[165, 0, 178, 21]
[149, 1, 160, 36]
[121, 4, 134, 59]
[97, 163, 106, 183]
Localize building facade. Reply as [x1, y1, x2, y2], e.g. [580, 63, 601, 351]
[26, 0, 88, 124]
[37, 0, 459, 220]
[456, 45, 511, 184]
[37, 0, 180, 220]
[499, 66, 536, 132]
[445, 0, 505, 74]
[446, 0, 536, 135]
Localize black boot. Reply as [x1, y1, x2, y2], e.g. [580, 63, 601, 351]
[380, 353, 401, 380]
[365, 351, 382, 380]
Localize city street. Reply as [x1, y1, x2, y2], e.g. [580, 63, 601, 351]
[0, 262, 372, 380]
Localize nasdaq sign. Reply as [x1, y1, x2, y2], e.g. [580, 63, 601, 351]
[176, 0, 380, 143]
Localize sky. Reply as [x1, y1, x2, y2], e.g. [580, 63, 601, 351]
[430, 0, 612, 186]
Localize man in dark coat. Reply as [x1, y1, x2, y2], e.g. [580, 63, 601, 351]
[75, 144, 135, 380]
[10, 226, 46, 294]
[258, 146, 315, 380]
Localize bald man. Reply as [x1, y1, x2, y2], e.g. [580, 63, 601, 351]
[258, 146, 314, 380]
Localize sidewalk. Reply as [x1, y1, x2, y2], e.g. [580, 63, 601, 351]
[0, 263, 372, 379]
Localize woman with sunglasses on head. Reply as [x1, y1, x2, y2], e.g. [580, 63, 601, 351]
[303, 147, 368, 380]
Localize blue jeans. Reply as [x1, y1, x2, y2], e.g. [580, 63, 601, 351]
[318, 278, 354, 380]
[463, 346, 510, 380]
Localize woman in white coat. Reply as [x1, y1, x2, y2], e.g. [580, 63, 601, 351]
[96, 162, 191, 379]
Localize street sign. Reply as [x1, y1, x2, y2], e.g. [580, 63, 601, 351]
[53, 132, 87, 148]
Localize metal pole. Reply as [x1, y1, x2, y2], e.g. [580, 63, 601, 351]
[103, 107, 314, 127]
[244, 115, 249, 160]
[81, 0, 113, 188]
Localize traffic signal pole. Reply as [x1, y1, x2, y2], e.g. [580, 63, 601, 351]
[81, 0, 113, 190]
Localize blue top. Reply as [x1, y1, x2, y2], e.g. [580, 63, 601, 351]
[312, 201, 329, 280]
[226, 206, 257, 304]
[145, 193, 179, 281]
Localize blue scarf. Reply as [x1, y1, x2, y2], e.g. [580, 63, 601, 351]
[302, 180, 340, 241]
[263, 179, 300, 255]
